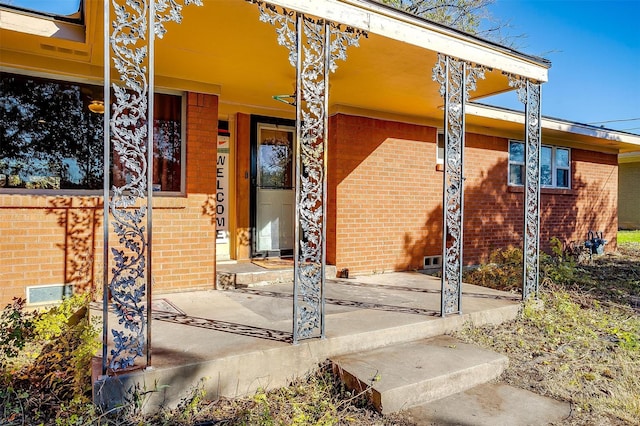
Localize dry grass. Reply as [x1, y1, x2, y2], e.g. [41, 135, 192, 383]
[128, 362, 415, 426]
[457, 243, 640, 425]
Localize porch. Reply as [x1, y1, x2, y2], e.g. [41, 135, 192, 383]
[94, 271, 521, 411]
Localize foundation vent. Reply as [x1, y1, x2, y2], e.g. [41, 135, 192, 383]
[27, 284, 73, 305]
[423, 255, 442, 270]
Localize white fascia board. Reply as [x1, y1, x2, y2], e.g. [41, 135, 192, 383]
[269, 0, 549, 82]
[466, 103, 640, 147]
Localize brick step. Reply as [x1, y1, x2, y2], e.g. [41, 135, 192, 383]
[331, 335, 508, 414]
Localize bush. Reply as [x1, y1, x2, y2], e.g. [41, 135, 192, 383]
[0, 294, 99, 424]
[0, 298, 36, 365]
[464, 246, 523, 291]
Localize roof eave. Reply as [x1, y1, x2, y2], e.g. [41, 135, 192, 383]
[268, 0, 550, 82]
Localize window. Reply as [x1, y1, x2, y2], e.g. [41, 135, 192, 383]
[257, 125, 294, 189]
[0, 73, 184, 193]
[509, 141, 570, 189]
[436, 131, 445, 164]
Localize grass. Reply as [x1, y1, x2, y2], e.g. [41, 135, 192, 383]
[457, 242, 640, 425]
[618, 230, 640, 244]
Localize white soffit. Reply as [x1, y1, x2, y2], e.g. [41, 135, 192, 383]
[466, 103, 640, 148]
[270, 0, 549, 82]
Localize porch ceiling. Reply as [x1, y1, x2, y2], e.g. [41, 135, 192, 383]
[1, 0, 537, 122]
[153, 0, 518, 120]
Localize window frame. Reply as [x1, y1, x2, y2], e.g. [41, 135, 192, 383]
[508, 140, 571, 189]
[0, 70, 187, 196]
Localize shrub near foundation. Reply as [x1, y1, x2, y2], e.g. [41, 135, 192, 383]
[463, 246, 523, 292]
[0, 294, 99, 425]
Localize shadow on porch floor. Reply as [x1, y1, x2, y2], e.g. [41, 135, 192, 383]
[94, 272, 521, 411]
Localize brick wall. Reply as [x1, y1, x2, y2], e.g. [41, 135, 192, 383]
[0, 92, 219, 306]
[327, 114, 439, 274]
[538, 149, 618, 250]
[328, 114, 619, 275]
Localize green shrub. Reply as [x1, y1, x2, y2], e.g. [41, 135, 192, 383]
[464, 246, 523, 291]
[0, 298, 36, 366]
[0, 293, 100, 424]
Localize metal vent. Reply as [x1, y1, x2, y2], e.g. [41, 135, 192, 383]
[423, 255, 442, 269]
[27, 284, 73, 305]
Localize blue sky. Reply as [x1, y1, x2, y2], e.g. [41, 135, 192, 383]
[483, 0, 640, 134]
[0, 0, 80, 15]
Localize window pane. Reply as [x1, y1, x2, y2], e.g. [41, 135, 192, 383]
[557, 169, 569, 188]
[153, 93, 182, 192]
[0, 73, 103, 190]
[509, 141, 524, 163]
[1, 73, 183, 192]
[258, 129, 293, 188]
[437, 132, 445, 162]
[509, 164, 524, 185]
[556, 148, 569, 167]
[540, 146, 552, 186]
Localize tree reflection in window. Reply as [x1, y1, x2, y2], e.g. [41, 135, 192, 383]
[258, 129, 293, 189]
[0, 73, 103, 190]
[0, 73, 182, 192]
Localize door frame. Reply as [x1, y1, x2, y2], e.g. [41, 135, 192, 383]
[249, 115, 296, 259]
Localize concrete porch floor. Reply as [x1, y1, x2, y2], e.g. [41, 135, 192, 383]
[94, 272, 523, 411]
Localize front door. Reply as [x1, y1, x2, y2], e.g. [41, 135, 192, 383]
[252, 117, 296, 258]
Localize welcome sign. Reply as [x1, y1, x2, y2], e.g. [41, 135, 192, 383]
[216, 129, 230, 243]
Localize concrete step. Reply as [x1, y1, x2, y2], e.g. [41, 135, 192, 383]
[403, 382, 570, 425]
[331, 335, 508, 414]
[216, 265, 336, 289]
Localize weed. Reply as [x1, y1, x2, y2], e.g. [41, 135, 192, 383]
[457, 244, 640, 425]
[0, 294, 100, 425]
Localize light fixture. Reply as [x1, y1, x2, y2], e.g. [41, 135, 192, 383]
[272, 94, 296, 106]
[88, 100, 105, 114]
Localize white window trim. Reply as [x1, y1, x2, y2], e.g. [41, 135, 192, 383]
[0, 70, 187, 196]
[508, 140, 571, 189]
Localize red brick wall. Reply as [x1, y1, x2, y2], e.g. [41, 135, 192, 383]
[328, 114, 618, 275]
[463, 133, 523, 263]
[540, 149, 618, 251]
[327, 114, 439, 274]
[0, 92, 219, 306]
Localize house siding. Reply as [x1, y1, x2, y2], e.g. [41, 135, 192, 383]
[0, 92, 219, 307]
[619, 161, 640, 230]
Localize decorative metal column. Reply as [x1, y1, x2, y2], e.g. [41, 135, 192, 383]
[508, 75, 543, 300]
[251, 1, 363, 342]
[432, 54, 485, 316]
[102, 0, 201, 374]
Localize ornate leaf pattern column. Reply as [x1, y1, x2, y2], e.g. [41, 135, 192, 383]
[432, 54, 485, 316]
[508, 75, 542, 300]
[103, 0, 201, 374]
[250, 1, 363, 342]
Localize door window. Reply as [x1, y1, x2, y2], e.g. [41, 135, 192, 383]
[258, 128, 293, 189]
